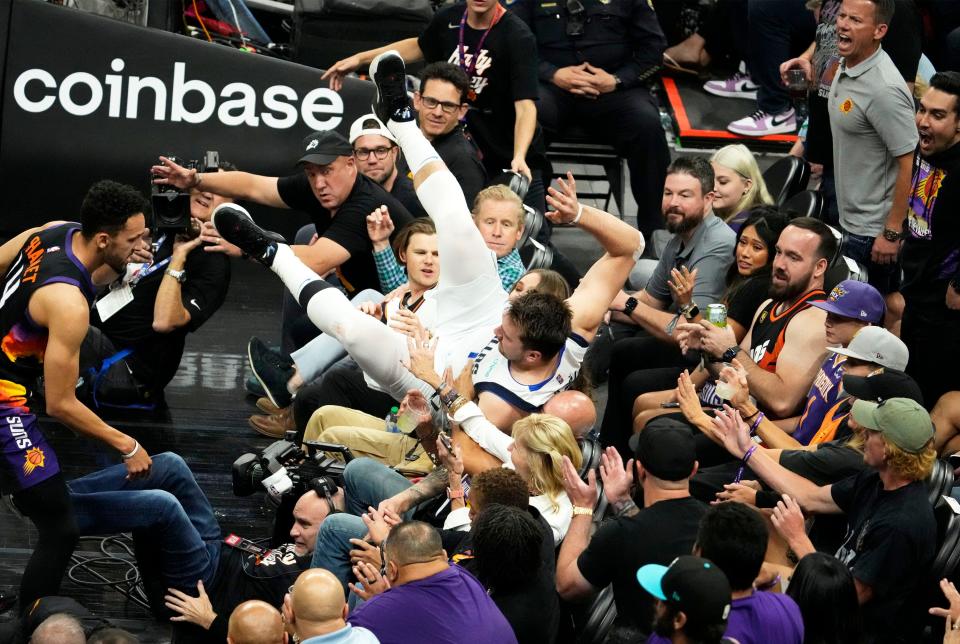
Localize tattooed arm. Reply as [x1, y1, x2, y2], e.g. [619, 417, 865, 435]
[379, 465, 449, 515]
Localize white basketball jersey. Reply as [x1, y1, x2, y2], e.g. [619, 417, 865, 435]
[470, 333, 589, 412]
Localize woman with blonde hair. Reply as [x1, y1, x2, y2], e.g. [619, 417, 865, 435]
[710, 144, 774, 230]
[509, 414, 582, 521]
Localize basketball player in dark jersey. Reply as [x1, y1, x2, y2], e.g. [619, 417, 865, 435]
[0, 181, 152, 612]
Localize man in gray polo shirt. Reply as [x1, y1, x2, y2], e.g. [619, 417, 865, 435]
[599, 157, 736, 455]
[613, 156, 736, 341]
[828, 0, 917, 300]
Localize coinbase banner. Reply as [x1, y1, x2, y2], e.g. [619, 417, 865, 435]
[0, 0, 374, 236]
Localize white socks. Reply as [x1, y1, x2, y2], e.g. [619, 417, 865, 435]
[387, 118, 441, 176]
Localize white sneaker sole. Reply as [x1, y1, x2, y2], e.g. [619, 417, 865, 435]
[727, 120, 796, 136]
[703, 84, 758, 100]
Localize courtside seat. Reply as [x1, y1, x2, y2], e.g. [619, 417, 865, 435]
[782, 190, 823, 220]
[763, 156, 810, 205]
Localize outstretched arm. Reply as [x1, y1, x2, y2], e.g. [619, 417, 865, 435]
[547, 173, 643, 341]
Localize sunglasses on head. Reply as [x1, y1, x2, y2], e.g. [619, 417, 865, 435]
[566, 0, 585, 37]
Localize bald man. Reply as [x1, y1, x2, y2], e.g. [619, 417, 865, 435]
[30, 613, 85, 644]
[227, 600, 287, 644]
[283, 569, 379, 643]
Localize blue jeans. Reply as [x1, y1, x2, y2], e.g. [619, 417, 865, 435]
[310, 458, 412, 589]
[839, 231, 901, 295]
[67, 452, 221, 591]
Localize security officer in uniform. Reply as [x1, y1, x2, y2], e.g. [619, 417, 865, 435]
[512, 0, 670, 239]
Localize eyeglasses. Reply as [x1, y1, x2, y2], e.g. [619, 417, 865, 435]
[354, 146, 394, 160]
[419, 95, 462, 114]
[566, 0, 585, 37]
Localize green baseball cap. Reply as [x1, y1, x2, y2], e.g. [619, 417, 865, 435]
[851, 397, 934, 453]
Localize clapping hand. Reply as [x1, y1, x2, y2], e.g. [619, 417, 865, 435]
[561, 454, 598, 510]
[599, 447, 634, 506]
[709, 405, 752, 459]
[668, 266, 698, 308]
[718, 359, 750, 408]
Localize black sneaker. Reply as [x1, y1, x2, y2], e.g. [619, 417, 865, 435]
[370, 50, 413, 124]
[212, 204, 285, 267]
[248, 337, 295, 408]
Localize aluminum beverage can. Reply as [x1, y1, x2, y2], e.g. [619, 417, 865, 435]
[706, 303, 727, 327]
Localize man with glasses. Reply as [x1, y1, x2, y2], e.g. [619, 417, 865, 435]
[322, 0, 548, 213]
[152, 130, 414, 299]
[401, 62, 486, 207]
[512, 0, 670, 239]
[350, 114, 426, 219]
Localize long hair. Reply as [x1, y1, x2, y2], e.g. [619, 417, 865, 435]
[710, 144, 774, 221]
[786, 552, 862, 644]
[511, 413, 582, 510]
[722, 207, 789, 305]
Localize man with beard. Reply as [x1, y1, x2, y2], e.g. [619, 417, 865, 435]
[596, 156, 735, 456]
[680, 218, 832, 421]
[900, 71, 960, 408]
[349, 113, 427, 219]
[611, 156, 736, 343]
[0, 180, 153, 613]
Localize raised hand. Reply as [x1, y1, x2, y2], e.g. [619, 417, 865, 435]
[545, 172, 582, 225]
[599, 446, 634, 506]
[561, 454, 598, 510]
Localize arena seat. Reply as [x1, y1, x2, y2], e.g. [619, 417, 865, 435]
[926, 460, 956, 507]
[575, 584, 618, 644]
[782, 190, 824, 220]
[763, 156, 810, 205]
[547, 127, 626, 217]
[519, 238, 554, 271]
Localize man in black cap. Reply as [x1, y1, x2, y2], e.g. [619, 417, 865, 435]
[557, 423, 708, 638]
[151, 130, 414, 298]
[637, 555, 732, 644]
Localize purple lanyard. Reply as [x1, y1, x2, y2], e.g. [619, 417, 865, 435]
[457, 5, 504, 83]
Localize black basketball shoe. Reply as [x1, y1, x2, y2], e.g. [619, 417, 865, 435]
[211, 204, 284, 267]
[370, 50, 414, 124]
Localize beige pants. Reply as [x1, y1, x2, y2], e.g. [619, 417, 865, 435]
[303, 405, 434, 476]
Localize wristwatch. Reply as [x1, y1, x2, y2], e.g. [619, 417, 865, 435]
[882, 227, 903, 242]
[613, 75, 622, 90]
[721, 345, 743, 363]
[680, 301, 700, 321]
[164, 268, 186, 283]
[711, 345, 742, 363]
[623, 296, 638, 317]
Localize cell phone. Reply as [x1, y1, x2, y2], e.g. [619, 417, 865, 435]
[438, 431, 453, 452]
[660, 401, 724, 410]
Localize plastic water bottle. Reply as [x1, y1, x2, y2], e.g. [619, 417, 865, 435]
[385, 406, 400, 433]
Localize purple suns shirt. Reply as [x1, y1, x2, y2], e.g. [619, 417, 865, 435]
[646, 590, 803, 644]
[348, 565, 518, 644]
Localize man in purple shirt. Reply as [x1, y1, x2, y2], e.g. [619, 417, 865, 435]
[693, 503, 804, 644]
[637, 555, 732, 643]
[347, 521, 517, 644]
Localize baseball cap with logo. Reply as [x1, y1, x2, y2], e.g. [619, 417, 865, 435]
[627, 419, 697, 481]
[296, 130, 354, 166]
[828, 326, 909, 371]
[349, 114, 398, 145]
[810, 280, 885, 323]
[637, 556, 732, 627]
[851, 397, 934, 453]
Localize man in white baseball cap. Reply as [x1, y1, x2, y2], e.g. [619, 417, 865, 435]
[828, 326, 909, 371]
[349, 114, 425, 218]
